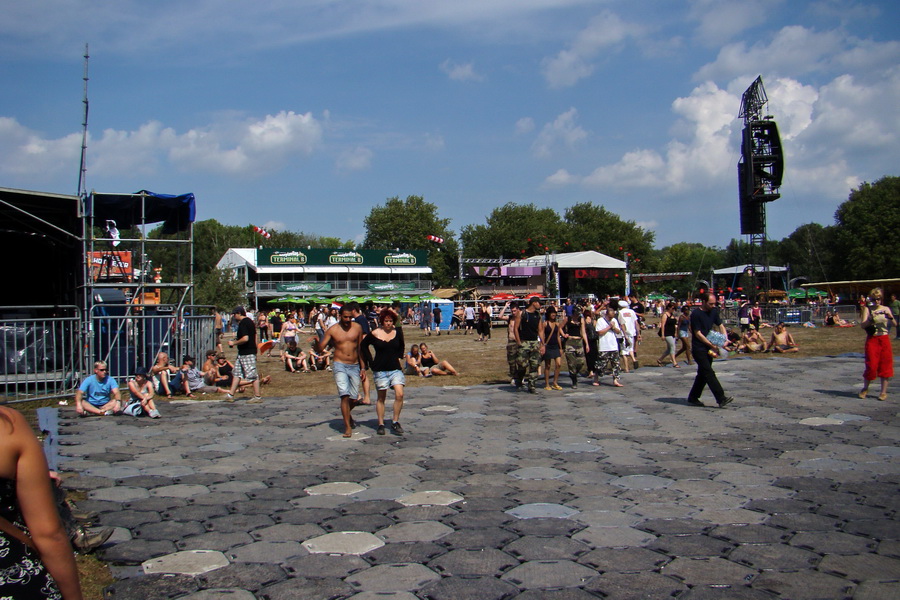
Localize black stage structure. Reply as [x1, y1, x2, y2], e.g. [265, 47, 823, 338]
[0, 187, 213, 400]
[738, 76, 785, 295]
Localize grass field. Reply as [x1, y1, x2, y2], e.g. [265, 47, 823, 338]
[9, 317, 894, 599]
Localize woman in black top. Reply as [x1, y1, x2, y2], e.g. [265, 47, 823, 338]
[362, 309, 407, 435]
[543, 308, 563, 390]
[656, 302, 680, 368]
[561, 308, 588, 388]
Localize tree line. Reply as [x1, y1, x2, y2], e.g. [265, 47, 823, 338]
[138, 175, 898, 306]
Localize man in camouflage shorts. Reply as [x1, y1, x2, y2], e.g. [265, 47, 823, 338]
[514, 296, 545, 393]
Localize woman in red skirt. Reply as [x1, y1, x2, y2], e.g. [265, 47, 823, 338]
[859, 288, 895, 401]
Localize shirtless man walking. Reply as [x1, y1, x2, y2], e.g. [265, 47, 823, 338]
[317, 305, 368, 438]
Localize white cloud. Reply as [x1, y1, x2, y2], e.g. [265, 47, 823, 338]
[693, 25, 896, 82]
[169, 110, 323, 175]
[543, 168, 578, 186]
[263, 220, 286, 231]
[336, 145, 373, 172]
[532, 108, 588, 158]
[0, 117, 82, 177]
[515, 117, 536, 135]
[0, 110, 324, 181]
[553, 24, 900, 208]
[0, 1, 598, 59]
[687, 0, 781, 46]
[424, 133, 445, 151]
[440, 59, 485, 82]
[541, 10, 640, 88]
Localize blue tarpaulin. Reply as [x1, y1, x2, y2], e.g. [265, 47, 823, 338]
[88, 190, 196, 234]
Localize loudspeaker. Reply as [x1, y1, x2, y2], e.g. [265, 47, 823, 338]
[738, 163, 765, 235]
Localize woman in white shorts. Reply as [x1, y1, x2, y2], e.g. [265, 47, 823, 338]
[362, 309, 407, 435]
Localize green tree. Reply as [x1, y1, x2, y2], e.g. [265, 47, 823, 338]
[460, 202, 564, 259]
[563, 203, 656, 267]
[833, 176, 900, 280]
[362, 195, 458, 287]
[194, 268, 246, 309]
[777, 223, 836, 284]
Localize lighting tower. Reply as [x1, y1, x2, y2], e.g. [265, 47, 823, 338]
[737, 76, 784, 297]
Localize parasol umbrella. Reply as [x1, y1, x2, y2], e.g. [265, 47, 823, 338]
[786, 288, 808, 299]
[804, 287, 827, 297]
[645, 292, 672, 301]
[490, 293, 517, 300]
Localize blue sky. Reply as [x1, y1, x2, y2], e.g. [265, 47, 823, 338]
[1, 0, 897, 249]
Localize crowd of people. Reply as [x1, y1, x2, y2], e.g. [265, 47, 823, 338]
[12, 287, 889, 598]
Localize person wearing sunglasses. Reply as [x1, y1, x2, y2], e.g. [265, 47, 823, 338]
[74, 361, 121, 416]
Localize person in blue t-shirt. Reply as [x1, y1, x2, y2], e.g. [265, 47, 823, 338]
[75, 360, 121, 416]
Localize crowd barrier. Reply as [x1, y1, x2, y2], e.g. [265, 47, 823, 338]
[1, 305, 215, 403]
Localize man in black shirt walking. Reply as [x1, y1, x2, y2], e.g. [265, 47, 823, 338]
[687, 293, 734, 408]
[226, 306, 263, 403]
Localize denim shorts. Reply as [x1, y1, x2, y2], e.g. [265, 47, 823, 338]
[332, 361, 360, 399]
[373, 370, 406, 391]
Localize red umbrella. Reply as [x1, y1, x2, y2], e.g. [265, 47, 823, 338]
[490, 293, 517, 300]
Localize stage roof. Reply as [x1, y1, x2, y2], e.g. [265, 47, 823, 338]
[506, 250, 626, 270]
[712, 264, 787, 275]
[88, 190, 196, 234]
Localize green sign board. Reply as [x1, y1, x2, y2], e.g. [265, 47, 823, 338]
[367, 282, 416, 291]
[258, 248, 427, 268]
[276, 282, 333, 292]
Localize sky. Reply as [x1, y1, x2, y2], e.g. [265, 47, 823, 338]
[1, 0, 898, 250]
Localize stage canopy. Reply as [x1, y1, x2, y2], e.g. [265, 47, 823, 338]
[88, 190, 196, 234]
[712, 264, 787, 275]
[507, 250, 626, 270]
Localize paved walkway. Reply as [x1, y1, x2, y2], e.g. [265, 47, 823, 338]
[58, 355, 900, 599]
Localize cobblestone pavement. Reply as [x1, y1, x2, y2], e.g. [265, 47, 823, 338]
[57, 354, 900, 599]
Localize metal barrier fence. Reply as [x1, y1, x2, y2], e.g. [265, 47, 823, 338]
[720, 304, 860, 326]
[89, 305, 216, 382]
[0, 306, 81, 402]
[0, 305, 215, 403]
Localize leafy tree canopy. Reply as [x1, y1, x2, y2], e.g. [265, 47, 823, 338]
[362, 195, 458, 287]
[832, 176, 900, 280]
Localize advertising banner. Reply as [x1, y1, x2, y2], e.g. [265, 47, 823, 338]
[258, 248, 427, 267]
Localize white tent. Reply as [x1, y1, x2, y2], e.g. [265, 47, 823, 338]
[506, 250, 626, 270]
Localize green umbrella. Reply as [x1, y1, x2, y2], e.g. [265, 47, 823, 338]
[804, 287, 827, 297]
[786, 288, 808, 299]
[645, 292, 671, 301]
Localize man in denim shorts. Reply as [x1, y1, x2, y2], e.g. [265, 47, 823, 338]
[317, 305, 367, 438]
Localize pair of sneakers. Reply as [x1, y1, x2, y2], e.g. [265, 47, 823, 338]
[376, 422, 404, 435]
[223, 394, 262, 403]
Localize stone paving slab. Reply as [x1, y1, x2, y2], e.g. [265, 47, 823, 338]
[53, 355, 900, 598]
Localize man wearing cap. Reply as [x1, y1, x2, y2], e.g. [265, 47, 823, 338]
[513, 296, 545, 392]
[226, 306, 262, 403]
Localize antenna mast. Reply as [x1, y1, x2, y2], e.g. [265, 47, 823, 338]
[77, 44, 89, 197]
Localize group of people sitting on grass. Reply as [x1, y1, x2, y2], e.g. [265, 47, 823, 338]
[280, 339, 337, 373]
[404, 342, 458, 377]
[735, 322, 799, 354]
